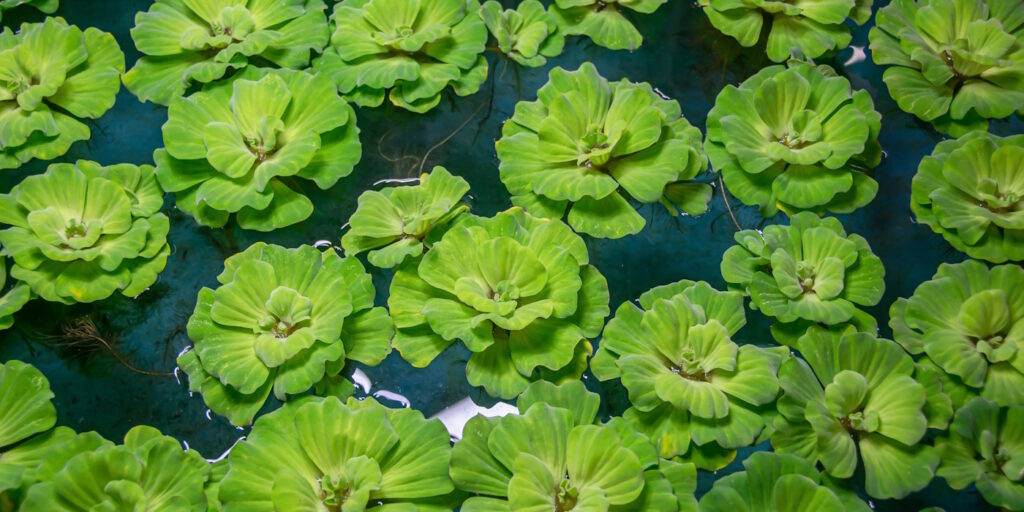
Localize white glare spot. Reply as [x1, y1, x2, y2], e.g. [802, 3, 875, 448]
[430, 397, 519, 440]
[351, 369, 372, 393]
[844, 46, 866, 67]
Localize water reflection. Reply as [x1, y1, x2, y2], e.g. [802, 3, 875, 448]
[430, 396, 518, 440]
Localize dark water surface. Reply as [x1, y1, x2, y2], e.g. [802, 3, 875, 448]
[1, 0, 1020, 509]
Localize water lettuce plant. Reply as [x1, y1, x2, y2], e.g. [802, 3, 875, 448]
[549, 0, 664, 51]
[20, 425, 210, 511]
[0, 17, 124, 170]
[342, 166, 470, 269]
[218, 395, 454, 511]
[698, 0, 872, 62]
[911, 131, 1024, 263]
[706, 63, 882, 216]
[496, 63, 708, 239]
[0, 360, 56, 458]
[313, 0, 488, 113]
[591, 279, 787, 470]
[0, 254, 30, 330]
[123, 0, 328, 105]
[869, 0, 1024, 136]
[177, 242, 394, 426]
[890, 260, 1024, 408]
[0, 161, 170, 304]
[155, 68, 361, 231]
[0, 0, 57, 21]
[480, 0, 564, 67]
[772, 327, 942, 499]
[721, 212, 885, 344]
[936, 397, 1024, 510]
[450, 381, 698, 510]
[389, 208, 609, 399]
[699, 452, 871, 511]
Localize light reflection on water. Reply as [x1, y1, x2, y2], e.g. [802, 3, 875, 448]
[430, 396, 518, 440]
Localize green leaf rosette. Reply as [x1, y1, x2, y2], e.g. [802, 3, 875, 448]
[218, 395, 455, 511]
[890, 260, 1024, 408]
[698, 0, 872, 62]
[20, 425, 211, 511]
[480, 0, 564, 67]
[342, 166, 470, 269]
[0, 252, 31, 330]
[706, 63, 882, 217]
[0, 17, 124, 170]
[868, 0, 1024, 136]
[0, 361, 56, 455]
[936, 397, 1024, 511]
[155, 67, 361, 231]
[911, 131, 1024, 263]
[0, 0, 57, 21]
[721, 212, 885, 345]
[177, 242, 394, 426]
[590, 279, 788, 470]
[451, 381, 698, 511]
[123, 0, 329, 106]
[389, 208, 609, 399]
[550, 0, 665, 51]
[0, 161, 170, 304]
[313, 0, 489, 113]
[699, 452, 871, 512]
[772, 327, 944, 499]
[496, 63, 709, 239]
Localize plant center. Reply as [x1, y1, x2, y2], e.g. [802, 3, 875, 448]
[796, 261, 816, 293]
[65, 219, 87, 239]
[669, 349, 709, 381]
[554, 477, 579, 511]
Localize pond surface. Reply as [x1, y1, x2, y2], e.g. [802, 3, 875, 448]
[1, 0, 1020, 509]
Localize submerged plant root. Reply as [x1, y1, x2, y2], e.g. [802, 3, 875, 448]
[46, 317, 173, 377]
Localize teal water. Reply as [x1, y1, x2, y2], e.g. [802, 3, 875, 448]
[1, 0, 1021, 509]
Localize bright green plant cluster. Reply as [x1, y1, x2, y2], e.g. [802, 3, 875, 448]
[451, 380, 698, 510]
[177, 242, 394, 426]
[706, 63, 882, 217]
[0, 0, 56, 21]
[869, 0, 1024, 136]
[698, 0, 872, 62]
[497, 63, 709, 239]
[591, 279, 787, 470]
[389, 208, 609, 399]
[890, 260, 1024, 409]
[911, 131, 1024, 263]
[0, 17, 124, 170]
[0, 161, 170, 305]
[123, 0, 329, 105]
[155, 68, 361, 231]
[550, 0, 666, 51]
[480, 0, 564, 67]
[721, 212, 885, 346]
[0, 254, 30, 330]
[313, 0, 488, 113]
[342, 166, 470, 269]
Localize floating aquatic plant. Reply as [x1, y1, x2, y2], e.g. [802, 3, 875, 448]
[0, 361, 56, 454]
[0, 17, 124, 170]
[0, 0, 57, 21]
[911, 131, 1024, 263]
[123, 0, 328, 105]
[450, 381, 698, 510]
[177, 242, 394, 426]
[480, 0, 564, 67]
[549, 0, 664, 51]
[700, 452, 871, 511]
[721, 212, 885, 344]
[389, 208, 609, 399]
[496, 63, 708, 239]
[20, 425, 210, 511]
[890, 260, 1024, 408]
[0, 253, 30, 330]
[155, 68, 361, 231]
[869, 0, 1024, 136]
[218, 395, 455, 511]
[706, 63, 882, 216]
[342, 166, 470, 269]
[0, 161, 170, 304]
[591, 279, 787, 470]
[313, 0, 488, 113]
[698, 0, 872, 62]
[936, 397, 1024, 511]
[772, 327, 944, 499]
